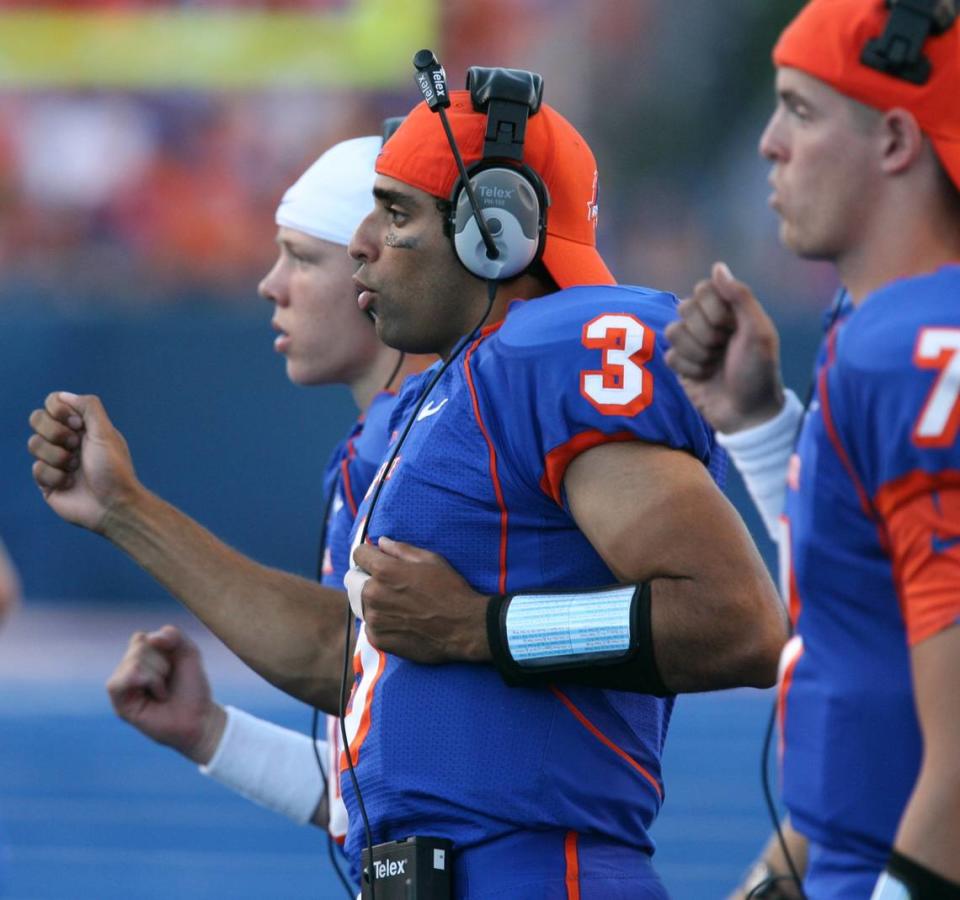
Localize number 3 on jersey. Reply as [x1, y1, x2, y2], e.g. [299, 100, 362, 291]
[913, 327, 960, 448]
[580, 313, 655, 415]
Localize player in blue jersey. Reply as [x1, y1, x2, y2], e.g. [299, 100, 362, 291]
[30, 76, 786, 897]
[665, 2, 960, 898]
[34, 135, 426, 847]
[327, 82, 785, 897]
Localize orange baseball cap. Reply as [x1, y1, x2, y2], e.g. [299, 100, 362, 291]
[375, 90, 616, 289]
[774, 0, 960, 190]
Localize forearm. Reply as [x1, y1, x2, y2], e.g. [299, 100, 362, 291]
[881, 624, 960, 889]
[103, 486, 348, 710]
[594, 475, 786, 692]
[487, 567, 784, 695]
[891, 769, 960, 883]
[649, 564, 786, 692]
[716, 389, 803, 542]
[200, 705, 328, 827]
[732, 818, 807, 900]
[514, 440, 790, 694]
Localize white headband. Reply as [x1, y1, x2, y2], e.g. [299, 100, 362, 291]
[275, 135, 380, 247]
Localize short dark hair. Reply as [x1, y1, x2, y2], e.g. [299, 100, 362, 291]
[435, 198, 453, 237]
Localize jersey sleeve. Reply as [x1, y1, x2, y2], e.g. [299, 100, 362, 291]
[828, 281, 960, 645]
[318, 438, 348, 587]
[320, 392, 397, 589]
[474, 286, 719, 509]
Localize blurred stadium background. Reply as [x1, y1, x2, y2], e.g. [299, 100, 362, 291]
[0, 0, 833, 897]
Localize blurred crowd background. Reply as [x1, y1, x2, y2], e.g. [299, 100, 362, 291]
[3, 0, 836, 603]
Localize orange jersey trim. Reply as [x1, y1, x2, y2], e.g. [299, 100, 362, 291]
[341, 642, 387, 771]
[540, 430, 638, 506]
[550, 686, 663, 800]
[564, 831, 581, 900]
[875, 470, 960, 646]
[339, 456, 359, 518]
[778, 515, 802, 628]
[463, 334, 510, 595]
[818, 332, 877, 526]
[338, 410, 370, 518]
[776, 635, 804, 758]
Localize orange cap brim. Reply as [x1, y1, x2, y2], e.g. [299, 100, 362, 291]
[934, 134, 960, 193]
[543, 234, 616, 290]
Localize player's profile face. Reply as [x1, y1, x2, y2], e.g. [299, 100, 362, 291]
[759, 68, 879, 263]
[258, 227, 380, 386]
[349, 175, 484, 358]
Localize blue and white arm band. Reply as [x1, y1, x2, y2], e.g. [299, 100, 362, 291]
[486, 583, 669, 695]
[715, 389, 803, 543]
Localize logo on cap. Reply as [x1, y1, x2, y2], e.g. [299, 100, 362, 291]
[587, 170, 599, 226]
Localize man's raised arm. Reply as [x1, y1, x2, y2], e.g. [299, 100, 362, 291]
[29, 390, 349, 711]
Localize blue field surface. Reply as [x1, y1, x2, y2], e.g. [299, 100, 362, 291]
[0, 606, 780, 899]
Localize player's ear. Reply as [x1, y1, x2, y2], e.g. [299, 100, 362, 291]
[879, 108, 924, 177]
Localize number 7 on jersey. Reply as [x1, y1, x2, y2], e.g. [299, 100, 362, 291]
[913, 327, 960, 448]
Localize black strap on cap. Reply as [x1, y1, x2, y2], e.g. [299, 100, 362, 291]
[861, 0, 958, 85]
[466, 66, 544, 162]
[381, 116, 405, 144]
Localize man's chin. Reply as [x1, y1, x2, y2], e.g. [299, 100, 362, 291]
[286, 362, 322, 387]
[783, 235, 835, 263]
[377, 322, 437, 355]
[779, 224, 823, 260]
[373, 317, 404, 352]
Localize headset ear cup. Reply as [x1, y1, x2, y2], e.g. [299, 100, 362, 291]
[451, 166, 543, 279]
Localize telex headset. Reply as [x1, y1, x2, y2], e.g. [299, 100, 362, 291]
[413, 50, 549, 281]
[861, 0, 958, 84]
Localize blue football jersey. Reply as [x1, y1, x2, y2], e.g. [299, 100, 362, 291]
[339, 285, 724, 868]
[320, 391, 398, 588]
[317, 390, 398, 844]
[781, 265, 960, 868]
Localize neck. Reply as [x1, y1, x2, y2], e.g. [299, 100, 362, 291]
[840, 239, 960, 307]
[349, 348, 434, 410]
[438, 273, 553, 360]
[839, 185, 960, 305]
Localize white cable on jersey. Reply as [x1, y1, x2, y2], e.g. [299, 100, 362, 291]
[715, 389, 804, 543]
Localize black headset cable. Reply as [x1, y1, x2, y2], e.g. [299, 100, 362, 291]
[338, 280, 498, 899]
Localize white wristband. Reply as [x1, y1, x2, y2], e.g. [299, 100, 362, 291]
[715, 389, 803, 542]
[199, 705, 326, 826]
